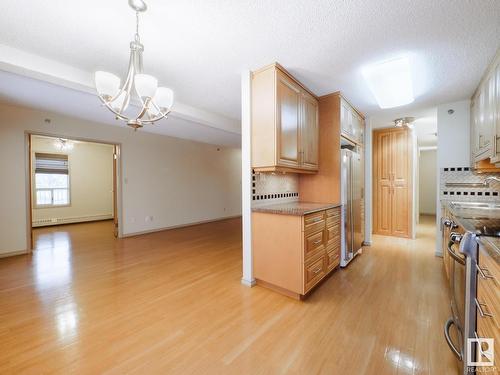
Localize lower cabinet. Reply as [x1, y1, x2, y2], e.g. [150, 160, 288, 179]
[252, 206, 341, 299]
[475, 244, 500, 365]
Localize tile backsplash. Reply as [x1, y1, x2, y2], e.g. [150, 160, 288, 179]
[440, 167, 500, 201]
[252, 171, 299, 206]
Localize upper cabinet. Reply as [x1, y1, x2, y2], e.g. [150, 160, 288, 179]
[471, 50, 500, 168]
[252, 63, 319, 173]
[340, 97, 364, 145]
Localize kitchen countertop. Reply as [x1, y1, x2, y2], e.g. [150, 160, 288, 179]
[477, 236, 500, 263]
[252, 201, 341, 216]
[443, 201, 500, 263]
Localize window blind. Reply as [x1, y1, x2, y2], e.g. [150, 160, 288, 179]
[34, 153, 69, 174]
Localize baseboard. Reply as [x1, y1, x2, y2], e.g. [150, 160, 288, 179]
[435, 250, 443, 258]
[32, 214, 113, 227]
[0, 249, 29, 258]
[363, 240, 372, 246]
[122, 215, 242, 238]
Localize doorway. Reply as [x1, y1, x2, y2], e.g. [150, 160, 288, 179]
[27, 133, 121, 251]
[418, 148, 437, 218]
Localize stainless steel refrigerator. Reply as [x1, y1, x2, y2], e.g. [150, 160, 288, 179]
[340, 147, 364, 267]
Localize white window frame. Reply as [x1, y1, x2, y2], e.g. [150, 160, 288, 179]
[33, 154, 71, 209]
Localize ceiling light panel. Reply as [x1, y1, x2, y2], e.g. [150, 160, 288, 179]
[362, 57, 414, 109]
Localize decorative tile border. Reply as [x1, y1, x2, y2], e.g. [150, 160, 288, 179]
[440, 167, 500, 202]
[252, 171, 299, 205]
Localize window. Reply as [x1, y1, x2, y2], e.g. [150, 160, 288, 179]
[34, 153, 70, 207]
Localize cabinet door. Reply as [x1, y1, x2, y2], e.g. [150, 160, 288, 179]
[276, 73, 301, 168]
[351, 112, 364, 144]
[340, 99, 353, 138]
[300, 93, 319, 170]
[494, 63, 500, 163]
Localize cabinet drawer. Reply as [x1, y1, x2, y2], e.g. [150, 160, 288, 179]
[304, 255, 326, 292]
[326, 207, 340, 218]
[304, 211, 325, 234]
[326, 247, 340, 271]
[304, 230, 325, 260]
[326, 215, 341, 228]
[477, 275, 500, 330]
[325, 225, 340, 247]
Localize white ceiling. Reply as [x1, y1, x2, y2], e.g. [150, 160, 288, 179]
[0, 0, 498, 140]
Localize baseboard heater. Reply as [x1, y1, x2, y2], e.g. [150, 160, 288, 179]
[32, 214, 113, 227]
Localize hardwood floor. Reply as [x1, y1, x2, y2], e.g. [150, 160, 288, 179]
[0, 216, 459, 374]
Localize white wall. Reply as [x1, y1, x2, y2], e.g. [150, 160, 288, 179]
[418, 149, 437, 215]
[31, 136, 114, 225]
[0, 103, 242, 256]
[435, 99, 470, 254]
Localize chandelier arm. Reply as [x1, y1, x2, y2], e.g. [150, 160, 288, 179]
[141, 110, 171, 124]
[136, 97, 152, 120]
[98, 96, 132, 121]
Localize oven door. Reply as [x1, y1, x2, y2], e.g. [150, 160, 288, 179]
[444, 239, 466, 362]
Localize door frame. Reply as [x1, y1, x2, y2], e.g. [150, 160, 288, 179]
[372, 126, 414, 238]
[25, 131, 123, 252]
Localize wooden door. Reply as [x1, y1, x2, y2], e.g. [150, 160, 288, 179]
[391, 129, 410, 237]
[276, 72, 300, 168]
[300, 93, 319, 169]
[374, 130, 393, 236]
[373, 128, 412, 238]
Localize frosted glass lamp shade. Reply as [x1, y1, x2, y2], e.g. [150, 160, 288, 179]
[95, 71, 120, 99]
[154, 87, 174, 110]
[135, 74, 158, 99]
[111, 91, 129, 112]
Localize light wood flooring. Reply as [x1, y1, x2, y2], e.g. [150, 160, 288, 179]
[0, 215, 459, 374]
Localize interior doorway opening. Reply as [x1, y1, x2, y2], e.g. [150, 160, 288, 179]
[27, 134, 121, 251]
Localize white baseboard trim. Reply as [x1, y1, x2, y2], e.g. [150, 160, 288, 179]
[122, 215, 242, 238]
[241, 278, 256, 287]
[363, 240, 373, 246]
[32, 214, 113, 227]
[0, 249, 29, 258]
[435, 250, 443, 258]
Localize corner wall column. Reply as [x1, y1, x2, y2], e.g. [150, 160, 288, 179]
[241, 70, 255, 287]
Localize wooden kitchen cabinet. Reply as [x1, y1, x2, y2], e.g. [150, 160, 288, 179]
[471, 50, 500, 168]
[341, 97, 364, 145]
[252, 206, 341, 299]
[475, 242, 500, 365]
[251, 63, 319, 173]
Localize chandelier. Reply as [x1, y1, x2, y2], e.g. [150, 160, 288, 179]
[94, 0, 174, 130]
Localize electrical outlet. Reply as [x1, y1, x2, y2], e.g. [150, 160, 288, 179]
[145, 216, 153, 222]
[130, 217, 135, 223]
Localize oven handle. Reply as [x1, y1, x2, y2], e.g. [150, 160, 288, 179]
[447, 241, 465, 265]
[444, 317, 463, 360]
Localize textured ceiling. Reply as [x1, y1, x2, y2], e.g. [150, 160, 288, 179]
[0, 0, 499, 121]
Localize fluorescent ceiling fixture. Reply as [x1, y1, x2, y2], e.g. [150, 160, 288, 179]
[362, 57, 414, 109]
